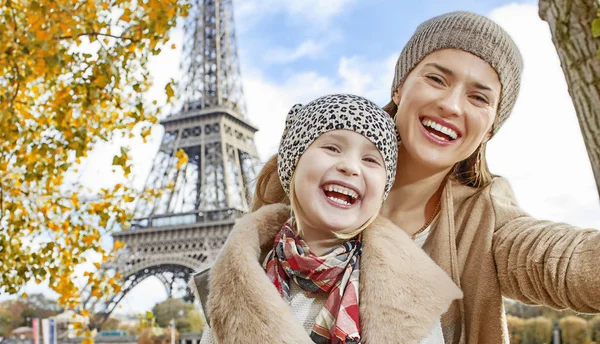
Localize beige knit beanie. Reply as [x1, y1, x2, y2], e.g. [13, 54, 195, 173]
[390, 11, 523, 135]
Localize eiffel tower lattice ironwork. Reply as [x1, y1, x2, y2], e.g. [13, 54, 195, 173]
[90, 0, 260, 323]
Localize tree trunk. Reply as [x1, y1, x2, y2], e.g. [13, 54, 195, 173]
[539, 0, 600, 199]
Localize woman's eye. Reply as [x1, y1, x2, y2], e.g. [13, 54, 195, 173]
[324, 146, 340, 153]
[426, 75, 445, 85]
[471, 94, 490, 105]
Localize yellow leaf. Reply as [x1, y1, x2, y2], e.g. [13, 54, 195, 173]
[114, 241, 125, 250]
[165, 81, 175, 101]
[93, 262, 101, 269]
[81, 310, 89, 317]
[175, 149, 188, 169]
[171, 44, 176, 49]
[21, 293, 28, 299]
[141, 126, 152, 143]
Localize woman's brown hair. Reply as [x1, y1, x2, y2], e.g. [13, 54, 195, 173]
[383, 100, 493, 189]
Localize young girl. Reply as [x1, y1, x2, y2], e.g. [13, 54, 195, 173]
[194, 94, 462, 344]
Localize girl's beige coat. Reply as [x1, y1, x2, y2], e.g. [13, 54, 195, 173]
[194, 203, 462, 344]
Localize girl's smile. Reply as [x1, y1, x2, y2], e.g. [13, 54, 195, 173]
[292, 130, 387, 238]
[321, 181, 361, 208]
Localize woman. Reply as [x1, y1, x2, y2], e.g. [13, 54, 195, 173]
[253, 11, 600, 344]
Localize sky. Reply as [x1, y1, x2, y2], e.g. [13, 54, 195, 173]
[9, 0, 600, 317]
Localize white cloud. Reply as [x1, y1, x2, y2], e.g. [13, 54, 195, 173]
[265, 40, 326, 64]
[265, 34, 341, 63]
[234, 0, 357, 32]
[486, 3, 600, 228]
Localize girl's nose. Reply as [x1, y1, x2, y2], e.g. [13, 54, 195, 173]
[336, 158, 360, 176]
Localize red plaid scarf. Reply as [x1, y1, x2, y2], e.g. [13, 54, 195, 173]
[263, 219, 362, 344]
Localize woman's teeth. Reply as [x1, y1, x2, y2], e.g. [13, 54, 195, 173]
[422, 118, 458, 140]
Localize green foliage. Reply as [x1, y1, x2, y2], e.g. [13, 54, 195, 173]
[152, 298, 194, 332]
[0, 294, 61, 335]
[150, 298, 206, 333]
[507, 315, 525, 344]
[100, 318, 121, 332]
[594, 8, 600, 58]
[187, 310, 206, 333]
[560, 316, 590, 344]
[523, 316, 553, 344]
[589, 316, 600, 342]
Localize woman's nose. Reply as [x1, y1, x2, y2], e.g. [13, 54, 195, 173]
[438, 88, 465, 117]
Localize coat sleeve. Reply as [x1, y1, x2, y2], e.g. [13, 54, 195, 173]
[490, 178, 600, 313]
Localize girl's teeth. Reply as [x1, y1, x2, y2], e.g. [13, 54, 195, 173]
[327, 196, 351, 206]
[324, 185, 358, 199]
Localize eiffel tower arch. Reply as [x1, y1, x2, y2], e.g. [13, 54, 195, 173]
[92, 0, 260, 323]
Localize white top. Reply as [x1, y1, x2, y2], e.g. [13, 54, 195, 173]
[412, 217, 446, 344]
[200, 224, 446, 343]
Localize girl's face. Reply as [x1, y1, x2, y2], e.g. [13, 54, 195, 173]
[393, 49, 501, 170]
[293, 130, 387, 238]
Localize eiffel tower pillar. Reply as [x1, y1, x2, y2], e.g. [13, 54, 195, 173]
[94, 0, 260, 322]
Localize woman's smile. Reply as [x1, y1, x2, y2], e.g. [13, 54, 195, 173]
[419, 116, 462, 146]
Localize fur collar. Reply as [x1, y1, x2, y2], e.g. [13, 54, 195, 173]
[204, 204, 462, 344]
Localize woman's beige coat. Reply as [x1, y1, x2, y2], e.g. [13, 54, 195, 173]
[194, 203, 462, 344]
[426, 176, 600, 343]
[244, 175, 600, 343]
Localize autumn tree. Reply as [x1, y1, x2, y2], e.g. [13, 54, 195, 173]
[0, 0, 189, 326]
[539, 0, 600, 197]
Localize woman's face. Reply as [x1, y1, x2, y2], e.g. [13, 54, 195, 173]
[393, 49, 501, 170]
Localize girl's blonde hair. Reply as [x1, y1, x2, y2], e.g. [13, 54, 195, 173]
[252, 154, 380, 239]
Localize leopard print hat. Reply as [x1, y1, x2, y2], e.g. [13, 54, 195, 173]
[277, 94, 398, 201]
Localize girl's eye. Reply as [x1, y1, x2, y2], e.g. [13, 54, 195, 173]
[324, 145, 340, 153]
[426, 75, 445, 85]
[363, 157, 381, 165]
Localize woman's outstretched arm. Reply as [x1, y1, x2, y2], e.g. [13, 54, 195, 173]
[492, 179, 600, 312]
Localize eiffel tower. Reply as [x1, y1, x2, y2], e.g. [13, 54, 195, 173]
[92, 0, 259, 322]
